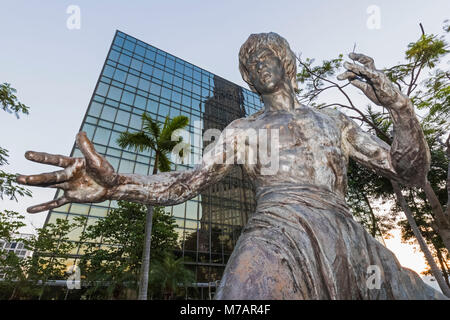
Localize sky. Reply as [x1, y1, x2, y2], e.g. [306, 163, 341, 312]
[0, 0, 449, 276]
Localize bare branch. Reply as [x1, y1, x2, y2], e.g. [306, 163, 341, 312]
[419, 22, 425, 36]
[296, 55, 392, 142]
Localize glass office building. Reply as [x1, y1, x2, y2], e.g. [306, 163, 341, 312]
[44, 30, 262, 285]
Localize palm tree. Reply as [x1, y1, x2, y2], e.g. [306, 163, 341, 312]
[148, 253, 195, 300]
[117, 112, 189, 300]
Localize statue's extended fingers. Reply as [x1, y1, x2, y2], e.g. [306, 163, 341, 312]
[76, 131, 117, 186]
[349, 53, 376, 70]
[27, 197, 69, 214]
[343, 62, 379, 83]
[76, 131, 104, 168]
[25, 151, 75, 168]
[349, 79, 380, 105]
[337, 71, 358, 81]
[48, 182, 70, 190]
[17, 169, 71, 186]
[349, 78, 370, 92]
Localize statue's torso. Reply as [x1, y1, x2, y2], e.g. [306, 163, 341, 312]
[239, 107, 349, 197]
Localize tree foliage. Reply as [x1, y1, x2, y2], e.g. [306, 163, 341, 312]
[0, 210, 27, 299]
[117, 113, 189, 172]
[0, 201, 183, 299]
[78, 201, 179, 299]
[148, 253, 195, 299]
[0, 83, 29, 118]
[117, 112, 189, 300]
[0, 83, 31, 201]
[0, 212, 86, 299]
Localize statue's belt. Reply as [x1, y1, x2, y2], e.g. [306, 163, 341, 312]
[255, 184, 351, 217]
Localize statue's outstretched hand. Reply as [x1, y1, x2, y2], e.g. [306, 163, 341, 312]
[337, 53, 409, 109]
[17, 132, 118, 213]
[337, 53, 431, 186]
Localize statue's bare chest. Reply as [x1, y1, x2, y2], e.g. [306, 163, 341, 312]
[251, 109, 342, 154]
[244, 109, 348, 194]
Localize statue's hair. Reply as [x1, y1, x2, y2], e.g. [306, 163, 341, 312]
[239, 32, 298, 94]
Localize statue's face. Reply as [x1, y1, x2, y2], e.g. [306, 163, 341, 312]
[246, 47, 285, 94]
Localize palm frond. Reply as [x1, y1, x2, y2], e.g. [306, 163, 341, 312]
[160, 115, 189, 143]
[117, 131, 156, 152]
[157, 139, 179, 153]
[142, 113, 161, 139]
[157, 152, 172, 172]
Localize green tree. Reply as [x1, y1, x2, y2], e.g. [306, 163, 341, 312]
[296, 22, 450, 295]
[0, 212, 85, 300]
[23, 216, 86, 300]
[78, 201, 179, 299]
[117, 112, 189, 300]
[396, 135, 450, 286]
[0, 83, 31, 201]
[148, 253, 195, 300]
[0, 83, 30, 117]
[0, 210, 28, 299]
[385, 26, 450, 254]
[0, 83, 33, 299]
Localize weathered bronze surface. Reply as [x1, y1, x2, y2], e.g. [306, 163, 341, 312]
[18, 32, 446, 299]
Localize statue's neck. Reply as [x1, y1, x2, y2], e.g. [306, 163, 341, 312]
[261, 82, 301, 114]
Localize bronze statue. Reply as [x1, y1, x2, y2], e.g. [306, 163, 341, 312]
[18, 33, 446, 299]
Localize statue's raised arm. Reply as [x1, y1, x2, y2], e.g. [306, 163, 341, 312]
[337, 53, 431, 187]
[17, 120, 244, 213]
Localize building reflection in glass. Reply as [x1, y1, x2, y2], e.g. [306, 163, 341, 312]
[44, 30, 262, 286]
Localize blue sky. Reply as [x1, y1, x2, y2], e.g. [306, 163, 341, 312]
[0, 0, 449, 275]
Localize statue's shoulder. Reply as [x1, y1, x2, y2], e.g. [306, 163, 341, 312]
[315, 107, 350, 126]
[316, 107, 341, 118]
[227, 115, 253, 129]
[245, 108, 265, 121]
[226, 109, 266, 130]
[293, 105, 344, 121]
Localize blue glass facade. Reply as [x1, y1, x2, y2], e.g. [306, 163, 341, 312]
[44, 30, 263, 283]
